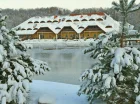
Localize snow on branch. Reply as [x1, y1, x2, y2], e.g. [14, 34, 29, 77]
[78, 32, 140, 104]
[0, 12, 50, 104]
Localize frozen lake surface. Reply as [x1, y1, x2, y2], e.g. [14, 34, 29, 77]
[28, 47, 94, 85]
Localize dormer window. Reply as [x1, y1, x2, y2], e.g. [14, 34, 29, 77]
[105, 25, 112, 28]
[21, 28, 26, 30]
[73, 19, 79, 22]
[34, 21, 39, 23]
[55, 27, 61, 29]
[97, 18, 103, 21]
[28, 21, 33, 23]
[40, 21, 45, 23]
[53, 20, 58, 23]
[78, 26, 84, 29]
[27, 28, 32, 30]
[89, 19, 95, 21]
[66, 20, 72, 22]
[47, 20, 52, 23]
[81, 19, 88, 21]
[17, 27, 21, 30]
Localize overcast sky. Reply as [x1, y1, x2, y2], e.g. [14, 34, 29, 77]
[0, 0, 139, 10]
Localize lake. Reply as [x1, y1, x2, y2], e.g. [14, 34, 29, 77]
[28, 47, 94, 85]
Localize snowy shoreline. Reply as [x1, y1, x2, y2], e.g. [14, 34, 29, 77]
[21, 39, 95, 48]
[28, 80, 105, 104]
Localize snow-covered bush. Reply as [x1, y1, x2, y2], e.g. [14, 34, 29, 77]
[78, 32, 140, 104]
[0, 11, 50, 104]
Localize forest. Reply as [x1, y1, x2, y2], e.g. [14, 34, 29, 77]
[1, 6, 140, 30]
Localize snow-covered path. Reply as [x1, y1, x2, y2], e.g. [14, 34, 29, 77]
[28, 80, 105, 104]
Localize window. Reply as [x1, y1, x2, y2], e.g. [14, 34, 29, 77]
[17, 27, 21, 30]
[27, 28, 32, 30]
[40, 21, 45, 23]
[66, 20, 72, 22]
[55, 27, 61, 29]
[89, 19, 95, 21]
[78, 26, 84, 29]
[74, 19, 79, 22]
[39, 34, 44, 39]
[49, 35, 51, 38]
[81, 19, 87, 21]
[94, 34, 96, 38]
[21, 28, 26, 30]
[53, 20, 58, 23]
[105, 26, 112, 28]
[28, 21, 33, 23]
[66, 34, 68, 39]
[47, 20, 52, 23]
[97, 18, 103, 21]
[34, 21, 39, 23]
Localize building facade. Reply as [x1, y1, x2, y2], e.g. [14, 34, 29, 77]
[15, 13, 120, 40]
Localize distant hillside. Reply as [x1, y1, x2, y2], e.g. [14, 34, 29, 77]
[2, 7, 71, 29]
[1, 6, 140, 31]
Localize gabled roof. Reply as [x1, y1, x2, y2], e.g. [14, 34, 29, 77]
[79, 22, 105, 33]
[56, 22, 78, 34]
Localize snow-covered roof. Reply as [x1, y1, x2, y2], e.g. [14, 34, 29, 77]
[16, 30, 37, 35]
[14, 13, 121, 35]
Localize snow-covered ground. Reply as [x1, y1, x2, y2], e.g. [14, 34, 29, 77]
[28, 80, 105, 104]
[22, 39, 95, 48]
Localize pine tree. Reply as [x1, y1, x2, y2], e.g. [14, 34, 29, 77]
[78, 0, 140, 103]
[112, 0, 140, 47]
[0, 11, 50, 104]
[78, 32, 140, 104]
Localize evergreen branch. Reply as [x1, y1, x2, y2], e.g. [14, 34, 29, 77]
[112, 1, 120, 7]
[127, 0, 136, 11]
[112, 6, 120, 11]
[120, 0, 125, 12]
[128, 5, 140, 12]
[124, 0, 128, 6]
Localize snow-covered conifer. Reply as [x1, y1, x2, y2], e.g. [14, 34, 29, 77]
[78, 1, 140, 103]
[78, 32, 140, 104]
[0, 11, 50, 104]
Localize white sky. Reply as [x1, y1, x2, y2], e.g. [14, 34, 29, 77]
[0, 0, 139, 10]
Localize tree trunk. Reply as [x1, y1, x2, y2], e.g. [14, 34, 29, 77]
[120, 35, 124, 47]
[121, 13, 127, 47]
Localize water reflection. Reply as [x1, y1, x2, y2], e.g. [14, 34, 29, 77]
[28, 47, 93, 85]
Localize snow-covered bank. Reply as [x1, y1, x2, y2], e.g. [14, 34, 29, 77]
[28, 80, 105, 104]
[22, 39, 95, 48]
